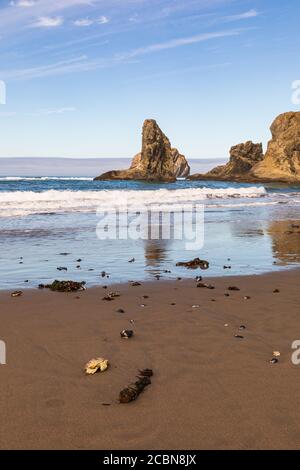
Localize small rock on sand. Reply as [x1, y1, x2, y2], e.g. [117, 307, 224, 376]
[11, 291, 23, 297]
[120, 330, 134, 339]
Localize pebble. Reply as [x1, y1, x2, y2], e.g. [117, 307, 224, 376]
[197, 282, 215, 290]
[270, 358, 279, 365]
[120, 330, 134, 339]
[11, 291, 23, 297]
[228, 286, 240, 291]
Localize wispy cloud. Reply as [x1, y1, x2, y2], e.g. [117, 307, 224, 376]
[30, 16, 64, 28]
[0, 0, 96, 33]
[1, 56, 88, 80]
[0, 107, 76, 117]
[28, 107, 76, 116]
[117, 29, 241, 59]
[73, 15, 109, 27]
[223, 9, 259, 22]
[1, 28, 243, 80]
[73, 18, 94, 27]
[10, 0, 36, 7]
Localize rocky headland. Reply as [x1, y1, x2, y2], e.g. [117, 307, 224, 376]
[190, 112, 300, 184]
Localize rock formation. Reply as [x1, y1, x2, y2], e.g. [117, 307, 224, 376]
[94, 119, 190, 182]
[190, 111, 300, 183]
[251, 112, 300, 183]
[189, 141, 263, 181]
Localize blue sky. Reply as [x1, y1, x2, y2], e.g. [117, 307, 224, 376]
[0, 0, 299, 158]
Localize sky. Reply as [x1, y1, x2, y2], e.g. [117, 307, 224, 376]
[0, 0, 299, 159]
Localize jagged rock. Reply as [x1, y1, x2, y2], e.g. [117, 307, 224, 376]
[251, 112, 300, 182]
[94, 120, 190, 182]
[190, 141, 263, 181]
[190, 112, 300, 183]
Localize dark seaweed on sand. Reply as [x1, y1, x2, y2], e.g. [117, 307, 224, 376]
[38, 280, 86, 292]
[119, 369, 153, 404]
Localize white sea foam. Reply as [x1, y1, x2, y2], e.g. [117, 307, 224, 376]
[0, 187, 269, 217]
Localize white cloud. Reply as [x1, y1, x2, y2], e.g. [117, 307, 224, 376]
[0, 107, 76, 117]
[30, 16, 64, 28]
[1, 29, 243, 80]
[73, 15, 109, 27]
[97, 16, 109, 25]
[118, 29, 241, 59]
[73, 18, 94, 27]
[29, 107, 76, 116]
[10, 0, 36, 7]
[223, 9, 259, 22]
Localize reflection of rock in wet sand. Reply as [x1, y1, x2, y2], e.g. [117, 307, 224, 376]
[267, 220, 300, 264]
[144, 240, 169, 268]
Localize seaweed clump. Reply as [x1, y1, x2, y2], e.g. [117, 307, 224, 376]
[119, 369, 153, 404]
[176, 258, 209, 270]
[38, 280, 86, 292]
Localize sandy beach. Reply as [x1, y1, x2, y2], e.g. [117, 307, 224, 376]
[0, 269, 299, 450]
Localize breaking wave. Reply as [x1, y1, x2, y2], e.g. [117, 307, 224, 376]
[0, 187, 269, 217]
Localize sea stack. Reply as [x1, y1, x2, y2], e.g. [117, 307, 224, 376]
[251, 112, 300, 183]
[190, 141, 263, 181]
[190, 111, 300, 183]
[94, 119, 190, 182]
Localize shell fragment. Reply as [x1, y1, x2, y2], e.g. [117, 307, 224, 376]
[85, 358, 109, 375]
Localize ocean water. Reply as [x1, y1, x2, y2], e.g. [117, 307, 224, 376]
[0, 162, 300, 289]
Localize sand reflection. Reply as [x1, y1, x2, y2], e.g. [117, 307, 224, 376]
[267, 220, 300, 265]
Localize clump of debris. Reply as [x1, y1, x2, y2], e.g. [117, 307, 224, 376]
[119, 369, 153, 404]
[38, 280, 86, 292]
[176, 258, 209, 270]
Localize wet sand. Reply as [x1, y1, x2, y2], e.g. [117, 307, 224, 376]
[0, 269, 299, 450]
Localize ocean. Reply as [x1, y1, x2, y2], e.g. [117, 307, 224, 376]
[0, 158, 300, 289]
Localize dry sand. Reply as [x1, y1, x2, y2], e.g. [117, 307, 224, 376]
[0, 269, 299, 450]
